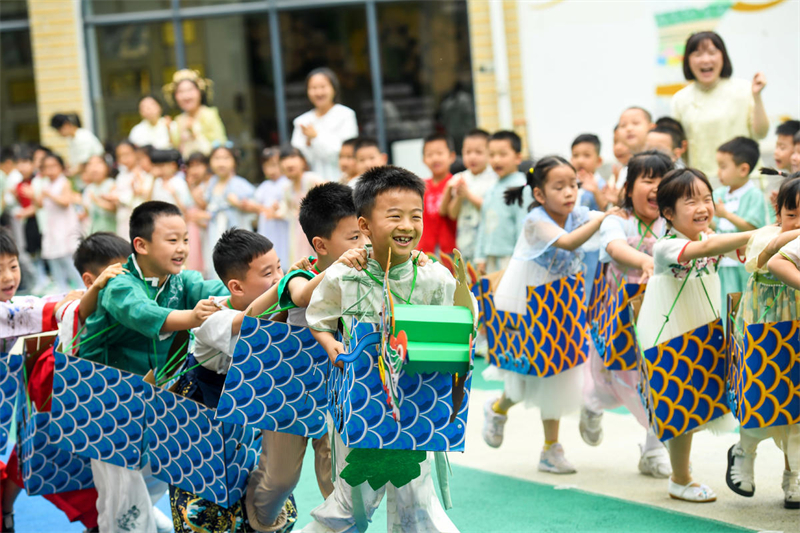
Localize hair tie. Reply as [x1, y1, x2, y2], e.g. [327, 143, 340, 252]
[211, 140, 234, 150]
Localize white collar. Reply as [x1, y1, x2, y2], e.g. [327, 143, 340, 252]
[723, 180, 755, 200]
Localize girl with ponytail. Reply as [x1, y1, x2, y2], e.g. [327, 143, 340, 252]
[483, 155, 621, 474]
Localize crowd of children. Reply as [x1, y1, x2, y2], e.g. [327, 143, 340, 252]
[0, 96, 800, 533]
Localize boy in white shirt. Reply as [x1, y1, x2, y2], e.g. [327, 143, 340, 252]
[441, 129, 497, 263]
[49, 113, 104, 177]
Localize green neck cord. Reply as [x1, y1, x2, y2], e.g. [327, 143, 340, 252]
[362, 259, 418, 305]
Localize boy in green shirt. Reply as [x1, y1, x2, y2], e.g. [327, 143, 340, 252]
[303, 167, 460, 533]
[78, 200, 226, 376]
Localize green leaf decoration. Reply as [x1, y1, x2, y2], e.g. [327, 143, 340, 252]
[340, 448, 427, 491]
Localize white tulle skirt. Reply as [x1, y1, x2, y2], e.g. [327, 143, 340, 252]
[483, 364, 583, 420]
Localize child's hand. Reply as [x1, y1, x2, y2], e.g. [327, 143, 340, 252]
[639, 256, 655, 282]
[476, 261, 486, 276]
[289, 256, 313, 272]
[94, 262, 126, 290]
[454, 177, 468, 197]
[328, 340, 345, 369]
[191, 299, 219, 327]
[602, 184, 620, 208]
[604, 206, 625, 219]
[337, 248, 368, 271]
[770, 190, 779, 212]
[578, 169, 598, 193]
[410, 250, 430, 266]
[752, 72, 767, 95]
[715, 200, 728, 219]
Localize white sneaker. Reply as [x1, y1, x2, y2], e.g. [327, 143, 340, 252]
[482, 398, 507, 448]
[538, 443, 577, 474]
[668, 479, 716, 503]
[153, 507, 174, 533]
[638, 443, 672, 478]
[783, 470, 800, 509]
[579, 407, 603, 446]
[725, 443, 755, 497]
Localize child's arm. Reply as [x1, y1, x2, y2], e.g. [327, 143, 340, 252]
[43, 181, 74, 208]
[311, 329, 345, 366]
[757, 229, 800, 269]
[715, 200, 757, 232]
[553, 209, 621, 251]
[161, 300, 219, 333]
[606, 240, 654, 279]
[678, 231, 755, 262]
[768, 253, 800, 290]
[439, 181, 455, 218]
[78, 262, 125, 321]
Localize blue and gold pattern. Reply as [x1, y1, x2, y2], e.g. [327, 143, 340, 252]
[588, 270, 645, 371]
[49, 349, 151, 469]
[20, 409, 94, 496]
[330, 320, 471, 451]
[216, 316, 328, 439]
[729, 320, 800, 428]
[0, 352, 22, 450]
[481, 274, 589, 377]
[638, 319, 730, 441]
[144, 386, 260, 508]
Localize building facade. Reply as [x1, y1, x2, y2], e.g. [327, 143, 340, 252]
[0, 0, 528, 174]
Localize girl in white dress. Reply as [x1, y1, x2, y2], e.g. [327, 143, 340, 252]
[581, 151, 673, 478]
[482, 156, 619, 474]
[637, 168, 753, 502]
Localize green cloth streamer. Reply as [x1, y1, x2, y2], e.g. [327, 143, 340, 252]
[340, 449, 426, 491]
[434, 451, 453, 510]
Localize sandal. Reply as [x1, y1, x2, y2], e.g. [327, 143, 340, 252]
[668, 479, 717, 503]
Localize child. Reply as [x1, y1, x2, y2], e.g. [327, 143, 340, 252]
[442, 129, 497, 263]
[774, 120, 800, 172]
[246, 147, 290, 269]
[247, 183, 361, 531]
[49, 113, 104, 177]
[637, 168, 753, 502]
[646, 126, 687, 167]
[418, 132, 457, 256]
[654, 117, 688, 168]
[482, 157, 619, 473]
[128, 95, 171, 150]
[184, 151, 211, 273]
[722, 175, 800, 510]
[201, 145, 255, 277]
[34, 153, 83, 292]
[338, 137, 359, 186]
[62, 231, 174, 533]
[619, 107, 655, 156]
[112, 141, 145, 240]
[169, 228, 297, 533]
[303, 166, 460, 533]
[77, 200, 226, 376]
[612, 125, 632, 185]
[581, 150, 673, 478]
[474, 130, 531, 274]
[11, 148, 46, 292]
[353, 137, 388, 180]
[149, 148, 194, 212]
[792, 132, 800, 174]
[713, 137, 772, 317]
[0, 228, 104, 533]
[570, 133, 608, 212]
[278, 146, 322, 263]
[82, 155, 117, 234]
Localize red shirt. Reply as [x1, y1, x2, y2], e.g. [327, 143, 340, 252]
[418, 174, 456, 255]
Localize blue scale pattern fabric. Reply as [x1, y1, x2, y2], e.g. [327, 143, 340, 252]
[329, 320, 471, 451]
[216, 316, 329, 439]
[48, 349, 151, 469]
[144, 386, 260, 508]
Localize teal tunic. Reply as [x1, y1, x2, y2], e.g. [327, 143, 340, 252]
[78, 255, 227, 376]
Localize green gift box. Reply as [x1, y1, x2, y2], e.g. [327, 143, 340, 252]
[393, 304, 474, 376]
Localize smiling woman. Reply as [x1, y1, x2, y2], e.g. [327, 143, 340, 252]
[671, 31, 769, 186]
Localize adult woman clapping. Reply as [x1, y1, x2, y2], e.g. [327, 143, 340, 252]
[290, 68, 358, 182]
[163, 69, 228, 158]
[672, 31, 768, 184]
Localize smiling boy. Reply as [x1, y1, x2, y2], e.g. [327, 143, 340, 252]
[303, 166, 460, 533]
[78, 201, 226, 375]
